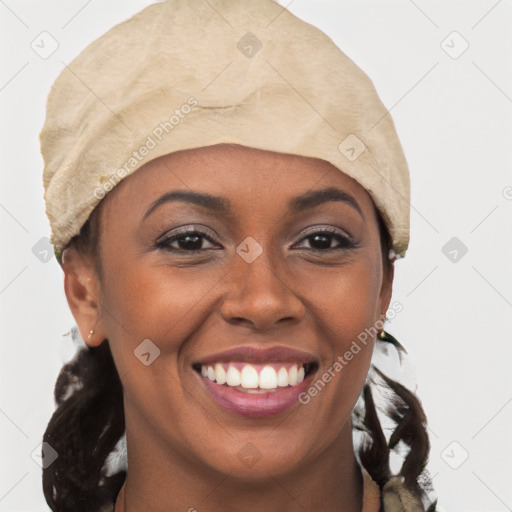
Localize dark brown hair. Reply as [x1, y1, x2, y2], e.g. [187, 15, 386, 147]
[42, 201, 437, 511]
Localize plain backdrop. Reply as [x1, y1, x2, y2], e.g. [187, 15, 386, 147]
[1, 1, 511, 511]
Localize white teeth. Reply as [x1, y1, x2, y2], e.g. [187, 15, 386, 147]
[259, 365, 277, 389]
[276, 367, 289, 387]
[226, 365, 241, 386]
[240, 364, 259, 388]
[199, 362, 310, 390]
[288, 364, 298, 386]
[214, 363, 227, 385]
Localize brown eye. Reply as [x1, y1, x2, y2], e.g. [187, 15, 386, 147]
[155, 227, 219, 252]
[294, 228, 357, 252]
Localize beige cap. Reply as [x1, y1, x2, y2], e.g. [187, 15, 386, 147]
[40, 0, 410, 263]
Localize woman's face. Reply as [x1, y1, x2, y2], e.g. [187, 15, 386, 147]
[67, 143, 393, 480]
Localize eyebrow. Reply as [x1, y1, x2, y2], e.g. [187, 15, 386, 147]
[143, 186, 365, 221]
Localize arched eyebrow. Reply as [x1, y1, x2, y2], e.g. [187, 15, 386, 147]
[142, 186, 365, 221]
[288, 187, 364, 220]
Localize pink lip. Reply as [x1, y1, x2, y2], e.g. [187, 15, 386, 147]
[196, 369, 316, 418]
[194, 346, 317, 365]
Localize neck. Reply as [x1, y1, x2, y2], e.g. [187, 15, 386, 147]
[115, 416, 365, 512]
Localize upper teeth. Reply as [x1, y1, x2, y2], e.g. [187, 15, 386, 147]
[200, 363, 306, 389]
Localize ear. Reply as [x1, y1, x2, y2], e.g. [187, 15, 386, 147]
[61, 246, 106, 347]
[378, 262, 395, 320]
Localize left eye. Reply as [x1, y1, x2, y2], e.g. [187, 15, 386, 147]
[294, 229, 356, 251]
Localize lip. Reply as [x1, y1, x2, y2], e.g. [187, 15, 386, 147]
[193, 346, 318, 366]
[196, 367, 317, 418]
[193, 346, 319, 418]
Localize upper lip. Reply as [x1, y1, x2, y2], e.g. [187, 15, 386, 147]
[194, 346, 318, 366]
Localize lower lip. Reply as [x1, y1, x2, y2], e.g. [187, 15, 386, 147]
[197, 371, 315, 418]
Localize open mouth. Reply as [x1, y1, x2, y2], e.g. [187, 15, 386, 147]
[192, 361, 319, 393]
[191, 346, 320, 417]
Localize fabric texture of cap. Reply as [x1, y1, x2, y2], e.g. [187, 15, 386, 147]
[40, 0, 411, 263]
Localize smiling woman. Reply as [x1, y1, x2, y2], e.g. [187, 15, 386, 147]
[39, 1, 437, 512]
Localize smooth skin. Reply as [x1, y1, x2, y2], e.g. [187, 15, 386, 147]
[62, 143, 393, 512]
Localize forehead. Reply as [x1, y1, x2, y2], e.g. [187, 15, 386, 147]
[99, 144, 377, 223]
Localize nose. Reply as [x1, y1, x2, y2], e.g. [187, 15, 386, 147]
[220, 248, 305, 331]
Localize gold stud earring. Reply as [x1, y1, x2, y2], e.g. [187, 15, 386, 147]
[87, 329, 94, 341]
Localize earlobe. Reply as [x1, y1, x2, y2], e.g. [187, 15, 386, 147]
[62, 248, 106, 347]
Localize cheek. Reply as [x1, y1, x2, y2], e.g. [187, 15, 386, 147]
[296, 256, 382, 416]
[300, 254, 383, 343]
[98, 260, 219, 446]
[99, 257, 224, 370]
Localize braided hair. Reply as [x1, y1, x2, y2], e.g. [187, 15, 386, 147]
[42, 206, 126, 511]
[42, 202, 437, 512]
